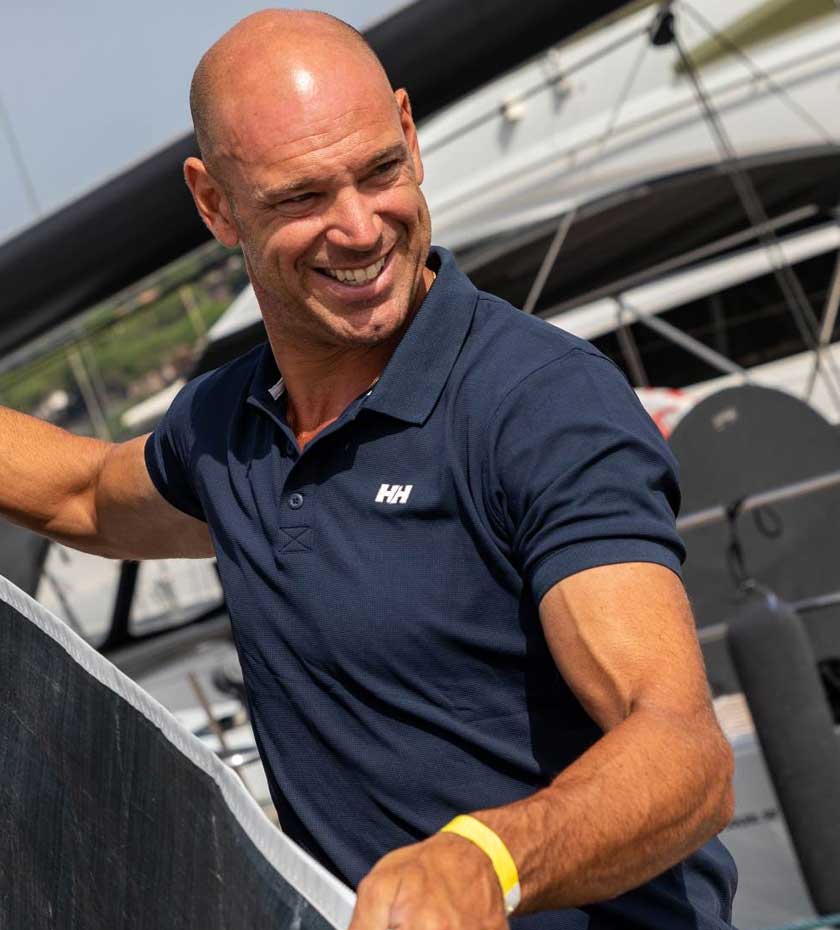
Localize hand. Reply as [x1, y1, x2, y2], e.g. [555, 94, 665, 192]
[348, 832, 509, 930]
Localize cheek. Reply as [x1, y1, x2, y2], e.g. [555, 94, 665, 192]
[265, 219, 323, 266]
[377, 181, 424, 220]
[260, 227, 315, 272]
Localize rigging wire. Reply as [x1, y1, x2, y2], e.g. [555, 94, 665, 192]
[680, 1, 836, 146]
[421, 23, 650, 158]
[0, 90, 42, 220]
[522, 24, 652, 316]
[615, 303, 650, 387]
[522, 210, 577, 315]
[804, 247, 840, 400]
[666, 7, 840, 414]
[689, 0, 840, 392]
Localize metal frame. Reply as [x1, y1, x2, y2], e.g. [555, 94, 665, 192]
[543, 203, 820, 318]
[677, 468, 840, 533]
[99, 558, 226, 657]
[687, 465, 840, 646]
[503, 2, 840, 416]
[621, 298, 749, 378]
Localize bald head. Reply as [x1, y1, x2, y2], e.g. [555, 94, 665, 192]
[190, 9, 392, 173]
[182, 7, 431, 360]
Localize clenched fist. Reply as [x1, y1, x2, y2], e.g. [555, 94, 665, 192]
[348, 831, 509, 930]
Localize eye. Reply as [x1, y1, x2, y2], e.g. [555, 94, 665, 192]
[283, 192, 315, 206]
[273, 191, 320, 216]
[372, 159, 400, 178]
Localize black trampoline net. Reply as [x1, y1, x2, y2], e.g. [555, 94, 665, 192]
[0, 575, 353, 930]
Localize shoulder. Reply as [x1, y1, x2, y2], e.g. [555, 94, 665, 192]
[173, 341, 266, 406]
[456, 289, 626, 417]
[452, 290, 670, 465]
[183, 341, 266, 401]
[158, 342, 267, 438]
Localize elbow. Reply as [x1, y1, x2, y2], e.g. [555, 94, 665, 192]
[44, 491, 102, 551]
[705, 730, 736, 837]
[718, 746, 736, 832]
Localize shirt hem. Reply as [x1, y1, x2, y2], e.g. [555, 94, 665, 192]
[143, 433, 207, 523]
[530, 540, 683, 604]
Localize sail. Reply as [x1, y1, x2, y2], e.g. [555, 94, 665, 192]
[0, 575, 355, 930]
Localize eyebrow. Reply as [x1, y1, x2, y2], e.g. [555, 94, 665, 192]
[257, 143, 408, 203]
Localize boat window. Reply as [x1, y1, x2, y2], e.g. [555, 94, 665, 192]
[128, 558, 223, 637]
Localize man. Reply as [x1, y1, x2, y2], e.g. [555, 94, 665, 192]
[0, 10, 736, 929]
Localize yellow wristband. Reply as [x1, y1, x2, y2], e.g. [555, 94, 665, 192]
[440, 815, 521, 916]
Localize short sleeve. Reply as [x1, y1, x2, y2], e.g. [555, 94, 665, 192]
[144, 377, 207, 522]
[484, 348, 685, 603]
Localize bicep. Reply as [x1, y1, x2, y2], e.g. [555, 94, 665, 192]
[538, 562, 712, 733]
[92, 434, 214, 560]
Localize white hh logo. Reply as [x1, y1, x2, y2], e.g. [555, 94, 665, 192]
[375, 483, 413, 505]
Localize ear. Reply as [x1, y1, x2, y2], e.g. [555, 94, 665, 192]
[183, 157, 240, 248]
[395, 89, 424, 185]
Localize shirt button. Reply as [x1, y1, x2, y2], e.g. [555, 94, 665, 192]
[288, 492, 304, 510]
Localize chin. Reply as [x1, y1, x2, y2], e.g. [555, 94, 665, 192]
[331, 317, 405, 348]
[321, 296, 413, 346]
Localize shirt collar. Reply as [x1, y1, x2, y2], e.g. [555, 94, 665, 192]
[247, 246, 477, 425]
[361, 246, 477, 424]
[247, 343, 283, 421]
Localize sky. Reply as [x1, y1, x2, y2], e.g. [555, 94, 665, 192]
[0, 0, 399, 245]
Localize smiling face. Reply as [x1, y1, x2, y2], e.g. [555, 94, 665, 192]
[185, 15, 432, 353]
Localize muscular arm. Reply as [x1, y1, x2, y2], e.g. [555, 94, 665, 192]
[0, 406, 213, 560]
[472, 562, 734, 910]
[350, 562, 733, 928]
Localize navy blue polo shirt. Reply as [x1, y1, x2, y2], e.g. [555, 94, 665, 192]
[145, 247, 736, 929]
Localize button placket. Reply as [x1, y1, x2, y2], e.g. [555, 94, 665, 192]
[276, 453, 313, 556]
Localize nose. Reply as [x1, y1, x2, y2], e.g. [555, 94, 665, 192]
[324, 186, 383, 253]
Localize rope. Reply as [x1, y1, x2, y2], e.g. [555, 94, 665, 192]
[0, 90, 42, 219]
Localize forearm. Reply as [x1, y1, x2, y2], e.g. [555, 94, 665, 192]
[472, 705, 734, 912]
[0, 405, 109, 542]
[351, 567, 732, 930]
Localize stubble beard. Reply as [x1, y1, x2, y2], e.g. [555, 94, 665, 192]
[244, 255, 406, 353]
[244, 238, 429, 353]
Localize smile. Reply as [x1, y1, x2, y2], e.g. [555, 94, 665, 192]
[316, 253, 389, 286]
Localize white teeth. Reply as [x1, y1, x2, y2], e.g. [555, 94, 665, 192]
[322, 256, 386, 285]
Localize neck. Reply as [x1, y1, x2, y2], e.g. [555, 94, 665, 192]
[262, 265, 436, 449]
[271, 337, 395, 448]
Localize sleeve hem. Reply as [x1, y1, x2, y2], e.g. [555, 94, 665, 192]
[143, 434, 207, 523]
[529, 539, 683, 605]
